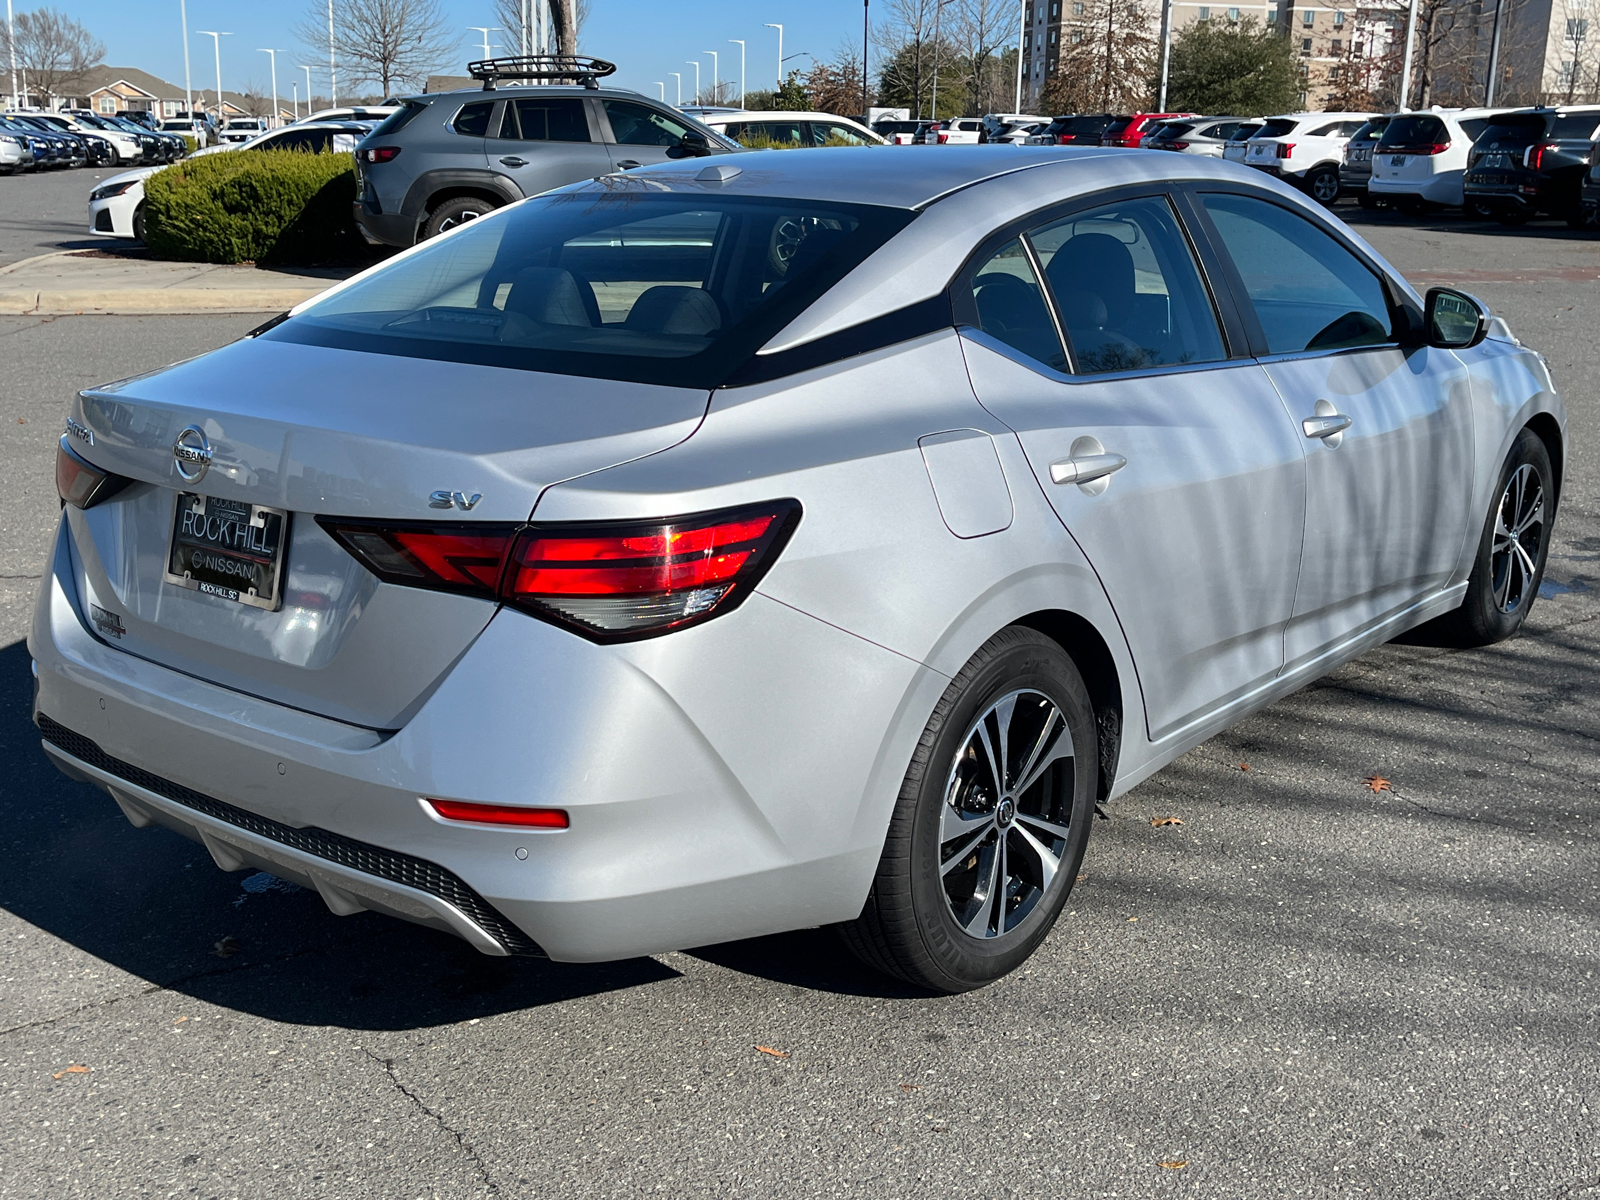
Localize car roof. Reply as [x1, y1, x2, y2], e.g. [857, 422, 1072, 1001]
[704, 111, 867, 124]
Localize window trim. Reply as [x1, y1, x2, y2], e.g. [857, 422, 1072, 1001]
[1183, 185, 1424, 362]
[949, 183, 1253, 382]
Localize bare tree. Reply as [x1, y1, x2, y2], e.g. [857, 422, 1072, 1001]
[294, 0, 457, 98]
[952, 0, 1011, 115]
[0, 6, 103, 104]
[239, 84, 273, 118]
[876, 0, 946, 119]
[1040, 0, 1155, 113]
[491, 0, 589, 58]
[807, 43, 875, 114]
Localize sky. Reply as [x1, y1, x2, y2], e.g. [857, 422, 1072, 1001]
[52, 0, 952, 104]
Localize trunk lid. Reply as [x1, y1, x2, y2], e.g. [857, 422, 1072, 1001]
[65, 335, 708, 728]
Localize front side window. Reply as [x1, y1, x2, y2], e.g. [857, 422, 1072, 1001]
[966, 240, 1067, 372]
[1200, 193, 1394, 355]
[604, 99, 691, 147]
[272, 191, 912, 387]
[812, 122, 874, 146]
[1030, 196, 1226, 374]
[498, 97, 590, 142]
[453, 101, 493, 136]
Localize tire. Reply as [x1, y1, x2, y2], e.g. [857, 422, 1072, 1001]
[1565, 209, 1588, 229]
[421, 195, 497, 240]
[839, 627, 1098, 994]
[131, 204, 146, 243]
[1306, 166, 1340, 206]
[1428, 428, 1554, 647]
[1464, 198, 1496, 220]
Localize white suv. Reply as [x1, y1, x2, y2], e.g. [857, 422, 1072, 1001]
[1243, 112, 1376, 204]
[1367, 107, 1513, 211]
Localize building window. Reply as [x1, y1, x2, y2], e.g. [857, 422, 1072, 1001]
[1385, 13, 1398, 27]
[1051, 1, 1059, 13]
[1333, 8, 1345, 25]
[1228, 6, 1240, 20]
[1198, 5, 1210, 18]
[1302, 37, 1313, 52]
[1331, 38, 1341, 52]
[1353, 41, 1364, 57]
[1298, 60, 1310, 74]
[1266, 8, 1277, 21]
[1298, 90, 1308, 105]
[1073, 1, 1084, 14]
[1024, 32, 1032, 47]
[1303, 9, 1315, 25]
[1568, 17, 1589, 39]
[1328, 65, 1341, 81]
[99, 96, 116, 113]
[1559, 59, 1578, 85]
[1071, 28, 1083, 42]
[1050, 29, 1057, 42]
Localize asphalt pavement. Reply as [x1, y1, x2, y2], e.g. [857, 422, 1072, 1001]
[0, 203, 1596, 1200]
[0, 162, 123, 268]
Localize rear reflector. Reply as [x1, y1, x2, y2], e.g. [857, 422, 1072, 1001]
[56, 437, 130, 510]
[427, 798, 569, 828]
[318, 499, 801, 642]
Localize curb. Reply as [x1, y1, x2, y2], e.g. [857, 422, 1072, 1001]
[0, 286, 330, 316]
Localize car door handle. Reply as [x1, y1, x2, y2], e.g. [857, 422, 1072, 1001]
[1049, 452, 1127, 485]
[614, 159, 642, 170]
[1302, 413, 1353, 439]
[498, 156, 527, 167]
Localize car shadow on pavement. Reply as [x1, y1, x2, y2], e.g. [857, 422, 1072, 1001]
[0, 640, 678, 1030]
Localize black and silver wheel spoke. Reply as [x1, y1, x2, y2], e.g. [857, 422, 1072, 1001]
[939, 688, 1075, 940]
[1490, 464, 1545, 614]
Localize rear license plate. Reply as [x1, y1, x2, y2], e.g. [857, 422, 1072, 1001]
[163, 492, 288, 610]
[1478, 152, 1513, 169]
[1390, 155, 1408, 166]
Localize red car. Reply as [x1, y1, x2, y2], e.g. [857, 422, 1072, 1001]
[1099, 112, 1199, 148]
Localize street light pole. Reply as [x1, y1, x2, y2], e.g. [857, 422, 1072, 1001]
[670, 71, 681, 105]
[704, 50, 719, 104]
[298, 64, 313, 116]
[196, 31, 231, 120]
[8, 0, 19, 111]
[468, 27, 502, 61]
[729, 40, 745, 107]
[655, 81, 664, 100]
[327, 0, 336, 107]
[1398, 0, 1420, 109]
[764, 24, 783, 89]
[863, 0, 870, 118]
[291, 80, 298, 120]
[1156, 0, 1173, 110]
[1483, 0, 1506, 105]
[687, 60, 700, 104]
[258, 48, 286, 127]
[930, 0, 945, 119]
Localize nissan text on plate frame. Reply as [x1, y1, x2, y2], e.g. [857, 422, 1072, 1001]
[31, 147, 1565, 993]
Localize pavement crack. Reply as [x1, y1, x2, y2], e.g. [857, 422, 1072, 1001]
[0, 573, 42, 580]
[361, 1047, 502, 1195]
[1389, 787, 1531, 833]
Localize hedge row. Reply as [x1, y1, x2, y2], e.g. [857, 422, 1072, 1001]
[143, 149, 366, 265]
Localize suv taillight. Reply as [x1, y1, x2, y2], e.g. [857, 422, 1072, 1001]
[318, 500, 801, 641]
[361, 146, 401, 163]
[1276, 142, 1295, 159]
[1524, 142, 1558, 171]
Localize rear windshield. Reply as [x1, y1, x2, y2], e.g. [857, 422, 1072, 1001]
[1153, 122, 1197, 139]
[1050, 115, 1112, 134]
[1228, 123, 1262, 141]
[1349, 119, 1387, 143]
[271, 190, 915, 388]
[1379, 115, 1446, 146]
[1257, 119, 1297, 138]
[1100, 118, 1135, 137]
[1477, 115, 1546, 148]
[369, 100, 425, 138]
[1555, 111, 1600, 139]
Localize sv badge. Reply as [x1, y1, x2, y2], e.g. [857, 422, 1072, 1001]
[429, 490, 483, 511]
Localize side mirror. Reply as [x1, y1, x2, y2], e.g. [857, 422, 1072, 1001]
[667, 131, 713, 159]
[1425, 287, 1489, 349]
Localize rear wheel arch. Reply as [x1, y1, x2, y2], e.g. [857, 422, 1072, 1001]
[1524, 412, 1564, 502]
[1011, 610, 1124, 803]
[424, 185, 508, 216]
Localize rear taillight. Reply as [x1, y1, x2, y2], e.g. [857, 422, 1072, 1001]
[1058, 134, 1071, 144]
[361, 146, 401, 163]
[937, 131, 950, 143]
[1525, 142, 1557, 171]
[1276, 142, 1295, 159]
[55, 438, 129, 510]
[426, 798, 569, 829]
[318, 500, 800, 641]
[1385, 141, 1451, 155]
[1167, 141, 1189, 150]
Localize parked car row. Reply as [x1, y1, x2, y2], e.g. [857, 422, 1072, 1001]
[0, 108, 190, 173]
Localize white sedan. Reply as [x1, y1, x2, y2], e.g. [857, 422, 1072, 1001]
[88, 122, 368, 241]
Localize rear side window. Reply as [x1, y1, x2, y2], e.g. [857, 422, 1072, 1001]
[274, 191, 913, 388]
[499, 97, 590, 142]
[604, 99, 691, 147]
[1459, 118, 1493, 141]
[966, 240, 1067, 372]
[1350, 120, 1386, 143]
[452, 102, 493, 136]
[1477, 116, 1545, 149]
[1200, 193, 1393, 355]
[1030, 196, 1226, 374]
[1554, 112, 1600, 139]
[812, 122, 874, 146]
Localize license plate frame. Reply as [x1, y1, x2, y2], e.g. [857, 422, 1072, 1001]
[163, 492, 289, 611]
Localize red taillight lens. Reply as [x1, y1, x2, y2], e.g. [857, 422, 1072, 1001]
[937, 131, 950, 143]
[362, 146, 401, 163]
[1168, 141, 1189, 150]
[1276, 142, 1295, 159]
[426, 798, 569, 829]
[1525, 142, 1557, 171]
[55, 438, 129, 510]
[317, 500, 800, 641]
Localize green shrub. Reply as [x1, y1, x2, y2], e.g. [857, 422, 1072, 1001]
[143, 149, 364, 265]
[177, 134, 198, 154]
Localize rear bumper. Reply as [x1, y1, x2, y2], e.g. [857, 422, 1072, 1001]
[1369, 175, 1460, 204]
[29, 516, 930, 962]
[353, 201, 416, 248]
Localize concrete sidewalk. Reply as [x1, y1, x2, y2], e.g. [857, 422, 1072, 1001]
[0, 250, 359, 315]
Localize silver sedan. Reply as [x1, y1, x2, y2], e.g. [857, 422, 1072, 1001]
[34, 148, 1564, 993]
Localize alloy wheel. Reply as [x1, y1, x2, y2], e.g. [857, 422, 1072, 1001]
[939, 689, 1076, 940]
[1311, 172, 1339, 203]
[1491, 463, 1544, 614]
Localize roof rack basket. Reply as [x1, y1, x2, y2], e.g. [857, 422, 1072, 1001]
[467, 55, 618, 90]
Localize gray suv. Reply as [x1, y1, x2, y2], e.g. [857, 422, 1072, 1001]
[353, 58, 734, 247]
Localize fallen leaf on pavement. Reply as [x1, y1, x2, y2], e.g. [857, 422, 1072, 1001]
[1239, 762, 1251, 771]
[52, 1065, 90, 1079]
[1363, 775, 1393, 793]
[173, 1016, 189, 1025]
[755, 1045, 789, 1059]
[211, 936, 241, 958]
[899, 1083, 921, 1092]
[1151, 816, 1184, 827]
[1159, 1160, 1189, 1169]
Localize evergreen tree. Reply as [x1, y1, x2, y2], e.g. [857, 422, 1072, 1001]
[1164, 17, 1300, 115]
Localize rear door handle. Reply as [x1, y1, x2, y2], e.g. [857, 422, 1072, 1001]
[1049, 452, 1127, 485]
[498, 156, 527, 167]
[1302, 414, 1352, 439]
[614, 159, 642, 170]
